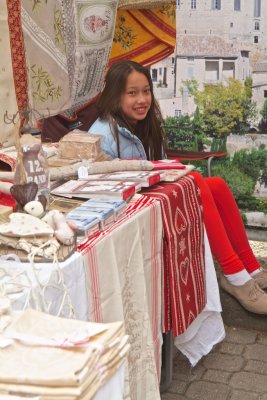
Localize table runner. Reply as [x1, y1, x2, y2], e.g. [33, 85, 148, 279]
[77, 195, 163, 400]
[142, 175, 206, 336]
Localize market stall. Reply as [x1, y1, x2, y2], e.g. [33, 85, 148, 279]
[0, 2, 225, 399]
[0, 191, 224, 400]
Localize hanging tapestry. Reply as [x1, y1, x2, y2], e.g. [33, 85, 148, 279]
[118, 0, 172, 8]
[110, 0, 176, 66]
[20, 0, 118, 118]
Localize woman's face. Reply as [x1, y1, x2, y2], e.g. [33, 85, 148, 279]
[120, 70, 152, 125]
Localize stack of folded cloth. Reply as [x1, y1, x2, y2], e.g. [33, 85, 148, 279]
[0, 309, 129, 400]
[0, 395, 40, 400]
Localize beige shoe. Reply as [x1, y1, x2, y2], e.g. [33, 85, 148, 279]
[253, 270, 267, 290]
[220, 275, 267, 314]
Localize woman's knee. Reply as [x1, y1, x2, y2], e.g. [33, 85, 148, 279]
[205, 176, 229, 194]
[190, 171, 205, 184]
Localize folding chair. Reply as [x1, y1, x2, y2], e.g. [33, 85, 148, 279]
[166, 148, 227, 177]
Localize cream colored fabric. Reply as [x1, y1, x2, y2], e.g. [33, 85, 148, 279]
[0, 201, 163, 400]
[161, 165, 196, 181]
[0, 396, 40, 400]
[83, 200, 163, 400]
[0, 309, 128, 399]
[0, 199, 225, 398]
[0, 213, 54, 237]
[21, 1, 119, 117]
[0, 3, 18, 147]
[21, 0, 70, 117]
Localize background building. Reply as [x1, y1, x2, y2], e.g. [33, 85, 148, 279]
[152, 0, 267, 120]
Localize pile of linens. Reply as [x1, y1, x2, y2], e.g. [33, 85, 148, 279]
[0, 308, 129, 400]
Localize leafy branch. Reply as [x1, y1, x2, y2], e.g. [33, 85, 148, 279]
[158, 1, 176, 22]
[54, 7, 65, 51]
[31, 0, 48, 12]
[113, 16, 137, 50]
[31, 65, 63, 103]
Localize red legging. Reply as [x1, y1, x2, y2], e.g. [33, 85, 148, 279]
[191, 172, 260, 275]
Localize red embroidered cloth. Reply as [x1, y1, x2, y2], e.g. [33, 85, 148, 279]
[142, 175, 206, 336]
[77, 175, 206, 337]
[6, 0, 28, 113]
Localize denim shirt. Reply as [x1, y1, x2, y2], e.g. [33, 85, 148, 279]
[88, 118, 147, 160]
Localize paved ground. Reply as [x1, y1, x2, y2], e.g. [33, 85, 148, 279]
[161, 325, 267, 400]
[161, 240, 267, 400]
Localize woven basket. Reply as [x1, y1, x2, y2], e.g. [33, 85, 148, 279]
[118, 0, 172, 9]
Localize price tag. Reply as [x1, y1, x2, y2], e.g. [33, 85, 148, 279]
[78, 166, 89, 179]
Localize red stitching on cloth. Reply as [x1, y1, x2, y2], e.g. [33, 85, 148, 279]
[142, 176, 206, 336]
[6, 0, 28, 112]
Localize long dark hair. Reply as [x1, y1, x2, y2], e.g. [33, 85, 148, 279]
[97, 60, 166, 160]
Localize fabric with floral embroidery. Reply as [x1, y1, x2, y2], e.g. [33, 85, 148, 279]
[20, 0, 119, 118]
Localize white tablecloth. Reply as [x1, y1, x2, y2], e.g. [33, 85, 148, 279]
[0, 253, 125, 400]
[1, 252, 88, 321]
[174, 230, 225, 366]
[1, 200, 225, 399]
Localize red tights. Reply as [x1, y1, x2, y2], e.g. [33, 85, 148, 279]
[191, 172, 260, 275]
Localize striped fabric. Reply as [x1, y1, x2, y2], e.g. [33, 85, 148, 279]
[77, 179, 206, 396]
[110, 1, 176, 67]
[118, 0, 172, 8]
[142, 176, 206, 336]
[77, 195, 162, 400]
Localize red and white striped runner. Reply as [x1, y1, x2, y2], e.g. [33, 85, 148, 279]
[142, 175, 206, 336]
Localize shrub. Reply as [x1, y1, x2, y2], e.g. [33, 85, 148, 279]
[164, 112, 210, 151]
[212, 161, 255, 199]
[231, 148, 267, 187]
[212, 149, 267, 214]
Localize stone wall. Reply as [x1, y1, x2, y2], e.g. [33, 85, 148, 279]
[227, 133, 267, 156]
[226, 133, 267, 200]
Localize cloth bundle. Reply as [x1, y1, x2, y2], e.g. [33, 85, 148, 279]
[0, 213, 58, 259]
[0, 309, 129, 400]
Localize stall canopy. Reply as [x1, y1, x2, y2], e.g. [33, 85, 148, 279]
[112, 0, 176, 67]
[0, 0, 175, 146]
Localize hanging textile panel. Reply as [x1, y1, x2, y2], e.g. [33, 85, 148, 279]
[110, 0, 176, 67]
[21, 0, 118, 118]
[118, 0, 172, 8]
[0, 1, 28, 147]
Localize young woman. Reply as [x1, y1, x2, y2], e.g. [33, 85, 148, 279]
[89, 60, 267, 314]
[88, 60, 165, 161]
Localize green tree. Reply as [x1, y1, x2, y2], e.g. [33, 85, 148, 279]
[164, 114, 197, 150]
[164, 111, 209, 151]
[261, 99, 267, 120]
[241, 76, 258, 132]
[212, 148, 267, 214]
[259, 99, 267, 132]
[183, 78, 257, 138]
